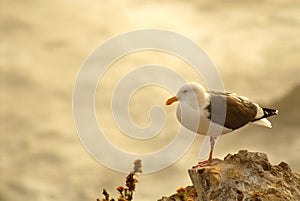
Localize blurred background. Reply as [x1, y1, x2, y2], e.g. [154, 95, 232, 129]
[1, 0, 300, 200]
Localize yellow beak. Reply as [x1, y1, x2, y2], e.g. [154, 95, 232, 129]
[165, 96, 178, 105]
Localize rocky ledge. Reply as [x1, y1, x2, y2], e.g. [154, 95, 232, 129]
[159, 150, 300, 201]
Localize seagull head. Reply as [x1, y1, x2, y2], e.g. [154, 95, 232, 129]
[166, 82, 208, 107]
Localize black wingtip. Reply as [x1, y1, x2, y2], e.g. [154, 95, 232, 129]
[263, 108, 278, 117]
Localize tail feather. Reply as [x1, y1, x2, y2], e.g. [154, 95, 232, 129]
[251, 118, 272, 128]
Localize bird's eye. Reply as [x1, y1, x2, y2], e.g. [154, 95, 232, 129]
[183, 90, 187, 93]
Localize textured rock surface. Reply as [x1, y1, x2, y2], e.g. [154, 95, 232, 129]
[159, 150, 300, 201]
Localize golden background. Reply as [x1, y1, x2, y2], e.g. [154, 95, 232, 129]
[1, 0, 300, 200]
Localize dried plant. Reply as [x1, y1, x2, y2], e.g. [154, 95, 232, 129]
[97, 159, 143, 201]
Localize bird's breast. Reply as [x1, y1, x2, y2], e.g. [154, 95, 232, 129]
[176, 102, 210, 135]
[176, 102, 232, 136]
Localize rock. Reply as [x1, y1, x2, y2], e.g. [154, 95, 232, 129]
[159, 150, 300, 201]
[158, 186, 197, 201]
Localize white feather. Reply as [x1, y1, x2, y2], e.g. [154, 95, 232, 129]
[251, 118, 272, 128]
[253, 103, 264, 119]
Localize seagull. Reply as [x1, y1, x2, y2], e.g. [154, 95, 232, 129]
[166, 82, 278, 167]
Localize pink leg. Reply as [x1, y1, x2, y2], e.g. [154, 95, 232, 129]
[193, 136, 217, 168]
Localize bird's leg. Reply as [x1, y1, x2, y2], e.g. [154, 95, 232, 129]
[193, 136, 217, 168]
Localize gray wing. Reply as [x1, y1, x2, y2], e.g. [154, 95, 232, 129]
[206, 91, 257, 130]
